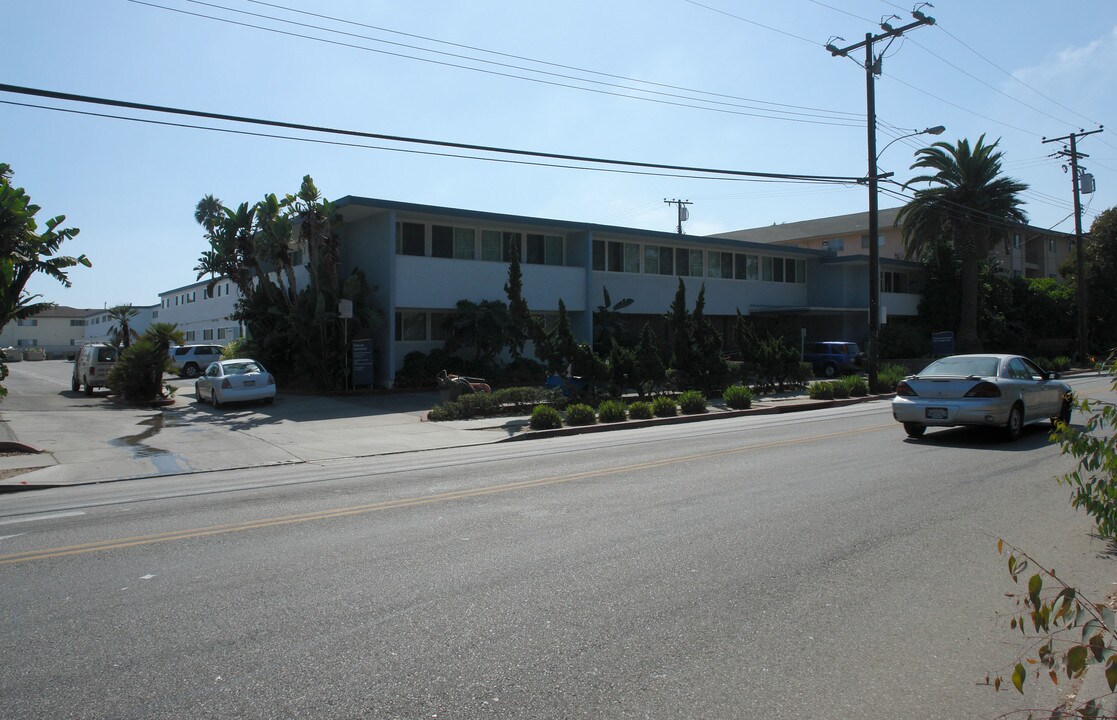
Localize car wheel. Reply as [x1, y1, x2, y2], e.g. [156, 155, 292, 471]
[1004, 403, 1024, 441]
[183, 363, 200, 379]
[903, 422, 926, 438]
[211, 390, 221, 409]
[84, 379, 93, 396]
[195, 382, 206, 404]
[823, 364, 836, 378]
[71, 375, 80, 393]
[1051, 396, 1073, 429]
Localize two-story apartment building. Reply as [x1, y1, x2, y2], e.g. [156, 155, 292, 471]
[332, 197, 925, 387]
[714, 207, 1075, 282]
[156, 279, 243, 345]
[0, 306, 92, 359]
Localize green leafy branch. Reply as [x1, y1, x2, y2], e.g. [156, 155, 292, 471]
[987, 539, 1117, 719]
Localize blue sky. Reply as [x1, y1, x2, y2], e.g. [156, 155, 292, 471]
[5, 0, 1115, 309]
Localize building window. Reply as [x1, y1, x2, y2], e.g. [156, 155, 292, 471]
[707, 251, 733, 279]
[17, 338, 37, 347]
[430, 312, 454, 342]
[70, 319, 86, 326]
[881, 271, 908, 293]
[225, 283, 230, 296]
[396, 221, 425, 256]
[16, 319, 37, 326]
[606, 241, 640, 273]
[152, 311, 158, 319]
[675, 248, 703, 277]
[184, 331, 196, 341]
[524, 234, 563, 266]
[204, 287, 213, 299]
[394, 311, 428, 341]
[1012, 233, 1022, 249]
[217, 327, 226, 339]
[203, 329, 214, 340]
[592, 240, 605, 271]
[1048, 238, 1056, 252]
[860, 234, 884, 249]
[645, 245, 674, 275]
[481, 230, 502, 261]
[735, 253, 759, 281]
[429, 226, 480, 260]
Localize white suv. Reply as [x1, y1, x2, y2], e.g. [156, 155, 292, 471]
[169, 344, 223, 378]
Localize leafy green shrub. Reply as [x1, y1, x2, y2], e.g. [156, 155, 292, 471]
[722, 384, 753, 410]
[597, 399, 627, 423]
[875, 363, 909, 393]
[529, 404, 563, 430]
[651, 395, 678, 418]
[108, 339, 174, 402]
[678, 390, 707, 414]
[1052, 355, 1072, 371]
[628, 401, 653, 420]
[830, 380, 850, 399]
[220, 336, 254, 360]
[492, 386, 564, 414]
[1032, 356, 1053, 372]
[565, 403, 597, 426]
[808, 382, 835, 400]
[839, 374, 868, 397]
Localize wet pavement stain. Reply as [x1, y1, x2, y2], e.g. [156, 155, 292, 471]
[109, 413, 192, 472]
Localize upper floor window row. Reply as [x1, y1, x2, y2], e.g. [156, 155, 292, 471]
[593, 240, 806, 284]
[396, 222, 564, 266]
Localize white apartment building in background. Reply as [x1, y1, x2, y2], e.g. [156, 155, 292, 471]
[157, 278, 242, 345]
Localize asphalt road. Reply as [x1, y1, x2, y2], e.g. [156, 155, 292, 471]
[2, 374, 1115, 720]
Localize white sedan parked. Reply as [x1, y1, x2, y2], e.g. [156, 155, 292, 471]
[891, 354, 1073, 440]
[194, 359, 276, 408]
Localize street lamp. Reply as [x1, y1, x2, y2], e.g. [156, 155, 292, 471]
[865, 124, 944, 391]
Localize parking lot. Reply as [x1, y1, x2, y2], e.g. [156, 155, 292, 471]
[0, 360, 515, 488]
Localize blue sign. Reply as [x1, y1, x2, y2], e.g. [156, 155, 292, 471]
[352, 339, 374, 387]
[931, 331, 954, 357]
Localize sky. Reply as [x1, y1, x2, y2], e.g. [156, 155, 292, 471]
[5, 0, 1115, 310]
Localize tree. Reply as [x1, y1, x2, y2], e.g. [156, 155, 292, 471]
[690, 284, 729, 392]
[504, 241, 537, 360]
[1062, 206, 1117, 354]
[0, 162, 88, 398]
[442, 299, 511, 373]
[897, 135, 1028, 353]
[665, 278, 695, 386]
[106, 304, 140, 349]
[592, 286, 634, 353]
[633, 323, 667, 397]
[194, 177, 380, 390]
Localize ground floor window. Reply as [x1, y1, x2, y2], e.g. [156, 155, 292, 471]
[395, 311, 428, 341]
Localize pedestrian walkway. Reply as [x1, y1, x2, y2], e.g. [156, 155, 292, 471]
[0, 387, 887, 492]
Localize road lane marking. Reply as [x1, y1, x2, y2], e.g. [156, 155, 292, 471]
[0, 423, 893, 565]
[0, 510, 86, 526]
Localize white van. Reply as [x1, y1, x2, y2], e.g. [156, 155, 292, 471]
[72, 343, 118, 395]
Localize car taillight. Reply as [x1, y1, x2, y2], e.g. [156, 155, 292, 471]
[221, 379, 232, 389]
[267, 374, 275, 386]
[895, 380, 917, 397]
[964, 381, 1001, 398]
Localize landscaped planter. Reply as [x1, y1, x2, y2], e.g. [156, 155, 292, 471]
[22, 349, 46, 361]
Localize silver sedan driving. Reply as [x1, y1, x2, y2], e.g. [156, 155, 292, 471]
[891, 354, 1072, 440]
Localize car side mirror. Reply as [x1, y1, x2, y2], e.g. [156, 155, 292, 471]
[1047, 371, 1061, 380]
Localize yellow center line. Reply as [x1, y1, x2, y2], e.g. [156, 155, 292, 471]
[1, 423, 893, 565]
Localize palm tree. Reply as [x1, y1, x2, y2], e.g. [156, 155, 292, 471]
[106, 304, 140, 348]
[897, 135, 1028, 352]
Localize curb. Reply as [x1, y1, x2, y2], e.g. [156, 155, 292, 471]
[500, 394, 891, 442]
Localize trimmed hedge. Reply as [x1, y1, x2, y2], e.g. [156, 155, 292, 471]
[722, 384, 753, 410]
[565, 403, 597, 426]
[678, 390, 707, 415]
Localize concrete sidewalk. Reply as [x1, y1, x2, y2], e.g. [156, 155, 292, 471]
[0, 386, 885, 492]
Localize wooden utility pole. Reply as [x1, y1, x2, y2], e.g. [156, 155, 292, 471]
[1043, 127, 1103, 362]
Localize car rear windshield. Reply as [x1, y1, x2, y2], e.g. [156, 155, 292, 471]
[920, 356, 999, 378]
[96, 348, 117, 362]
[226, 362, 263, 375]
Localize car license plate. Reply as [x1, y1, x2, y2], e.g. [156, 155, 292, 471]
[926, 407, 948, 420]
[244, 380, 255, 387]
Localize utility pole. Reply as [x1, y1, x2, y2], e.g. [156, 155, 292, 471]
[664, 198, 692, 235]
[827, 8, 934, 392]
[1042, 127, 1103, 363]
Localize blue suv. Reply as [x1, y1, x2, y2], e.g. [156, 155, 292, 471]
[803, 341, 864, 378]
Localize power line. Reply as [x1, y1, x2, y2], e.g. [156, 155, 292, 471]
[129, 0, 863, 128]
[242, 0, 862, 121]
[0, 84, 867, 184]
[682, 0, 819, 46]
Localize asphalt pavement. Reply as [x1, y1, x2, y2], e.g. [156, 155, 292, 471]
[0, 359, 885, 492]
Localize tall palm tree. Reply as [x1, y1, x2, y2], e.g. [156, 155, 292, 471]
[896, 135, 1028, 352]
[106, 304, 140, 348]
